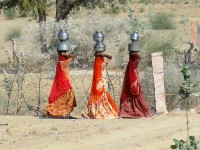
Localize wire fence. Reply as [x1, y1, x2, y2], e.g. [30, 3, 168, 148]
[1, 50, 200, 116]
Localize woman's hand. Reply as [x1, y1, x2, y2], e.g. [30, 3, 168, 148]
[62, 52, 74, 60]
[95, 52, 112, 60]
[129, 52, 141, 60]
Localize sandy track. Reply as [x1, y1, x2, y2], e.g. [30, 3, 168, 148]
[0, 112, 200, 150]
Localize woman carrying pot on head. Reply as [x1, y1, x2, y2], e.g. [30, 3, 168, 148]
[119, 31, 151, 119]
[46, 30, 76, 118]
[82, 31, 119, 119]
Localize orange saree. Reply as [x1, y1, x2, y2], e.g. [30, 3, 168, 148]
[46, 55, 76, 117]
[82, 56, 119, 119]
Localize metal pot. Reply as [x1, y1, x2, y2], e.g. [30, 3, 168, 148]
[58, 30, 69, 41]
[130, 30, 139, 41]
[128, 31, 140, 52]
[94, 42, 106, 52]
[57, 30, 70, 52]
[57, 42, 70, 51]
[93, 31, 104, 42]
[93, 31, 106, 52]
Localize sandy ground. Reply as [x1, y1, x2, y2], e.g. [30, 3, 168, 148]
[0, 112, 200, 150]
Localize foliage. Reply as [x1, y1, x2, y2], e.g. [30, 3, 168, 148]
[0, 0, 54, 22]
[55, 0, 127, 22]
[139, 32, 176, 68]
[2, 47, 26, 115]
[171, 136, 199, 150]
[1, 41, 54, 115]
[179, 65, 199, 99]
[0, 0, 18, 10]
[145, 33, 176, 55]
[149, 11, 175, 30]
[139, 0, 153, 4]
[171, 64, 199, 150]
[4, 7, 16, 20]
[5, 28, 22, 41]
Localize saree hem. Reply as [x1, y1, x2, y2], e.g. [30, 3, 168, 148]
[46, 89, 76, 117]
[82, 93, 119, 119]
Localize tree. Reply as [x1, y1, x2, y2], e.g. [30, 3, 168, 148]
[19, 0, 48, 22]
[55, 0, 105, 22]
[0, 0, 49, 22]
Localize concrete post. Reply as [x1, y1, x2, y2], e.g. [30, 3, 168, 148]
[152, 52, 168, 114]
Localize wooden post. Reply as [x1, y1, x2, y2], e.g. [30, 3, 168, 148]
[191, 21, 198, 48]
[12, 39, 20, 114]
[12, 39, 17, 67]
[152, 52, 168, 114]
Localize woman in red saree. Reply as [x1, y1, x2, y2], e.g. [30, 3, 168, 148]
[46, 52, 77, 118]
[82, 52, 119, 119]
[120, 52, 151, 118]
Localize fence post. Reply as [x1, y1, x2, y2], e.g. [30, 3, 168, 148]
[191, 21, 198, 48]
[12, 39, 17, 67]
[151, 52, 168, 114]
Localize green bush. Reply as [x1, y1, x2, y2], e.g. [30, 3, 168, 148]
[139, 0, 158, 4]
[5, 28, 22, 41]
[104, 3, 126, 14]
[139, 32, 176, 69]
[149, 11, 175, 29]
[142, 33, 176, 56]
[4, 7, 16, 20]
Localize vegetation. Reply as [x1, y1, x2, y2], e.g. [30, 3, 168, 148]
[171, 64, 200, 149]
[149, 11, 175, 30]
[0, 0, 129, 22]
[5, 28, 22, 41]
[4, 7, 16, 20]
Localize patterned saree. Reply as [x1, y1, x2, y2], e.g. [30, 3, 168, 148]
[119, 53, 151, 118]
[46, 55, 76, 117]
[82, 56, 119, 119]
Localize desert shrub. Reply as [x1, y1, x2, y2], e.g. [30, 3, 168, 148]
[139, 0, 151, 4]
[4, 7, 16, 20]
[139, 0, 158, 4]
[140, 67, 156, 111]
[112, 3, 127, 14]
[129, 0, 138, 4]
[149, 11, 175, 30]
[5, 28, 22, 41]
[164, 58, 183, 110]
[139, 32, 176, 68]
[139, 4, 146, 13]
[1, 47, 54, 115]
[103, 3, 126, 14]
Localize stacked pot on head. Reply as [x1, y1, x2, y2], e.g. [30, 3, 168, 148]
[128, 31, 140, 52]
[93, 31, 106, 52]
[57, 30, 70, 53]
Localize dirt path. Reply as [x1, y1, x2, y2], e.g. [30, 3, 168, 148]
[0, 112, 200, 150]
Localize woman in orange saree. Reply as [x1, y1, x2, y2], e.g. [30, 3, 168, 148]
[46, 52, 77, 118]
[82, 52, 119, 119]
[119, 52, 151, 118]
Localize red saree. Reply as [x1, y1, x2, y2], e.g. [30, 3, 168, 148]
[120, 53, 151, 118]
[82, 56, 119, 119]
[46, 55, 76, 117]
